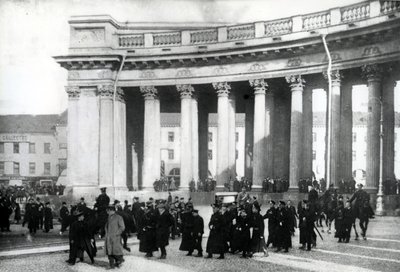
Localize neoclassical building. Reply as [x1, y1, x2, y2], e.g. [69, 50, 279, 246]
[55, 0, 400, 199]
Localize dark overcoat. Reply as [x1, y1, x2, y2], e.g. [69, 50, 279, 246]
[206, 212, 226, 254]
[156, 210, 174, 247]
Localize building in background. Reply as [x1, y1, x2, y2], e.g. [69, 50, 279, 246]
[0, 112, 67, 187]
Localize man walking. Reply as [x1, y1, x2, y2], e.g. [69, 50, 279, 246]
[104, 205, 125, 269]
[155, 203, 174, 259]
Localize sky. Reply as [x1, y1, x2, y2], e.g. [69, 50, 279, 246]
[0, 0, 398, 115]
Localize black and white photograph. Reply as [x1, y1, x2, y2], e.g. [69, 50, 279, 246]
[0, 0, 400, 271]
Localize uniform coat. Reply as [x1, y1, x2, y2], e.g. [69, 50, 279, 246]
[68, 219, 95, 263]
[231, 215, 251, 253]
[206, 212, 226, 254]
[250, 213, 267, 253]
[263, 207, 278, 247]
[192, 215, 204, 253]
[104, 213, 125, 256]
[179, 211, 195, 251]
[156, 210, 174, 247]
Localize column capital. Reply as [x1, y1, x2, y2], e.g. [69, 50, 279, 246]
[361, 64, 383, 82]
[116, 87, 125, 102]
[65, 86, 80, 99]
[323, 70, 342, 86]
[140, 85, 158, 99]
[249, 79, 268, 95]
[98, 84, 114, 99]
[177, 84, 195, 99]
[212, 82, 231, 97]
[285, 75, 305, 91]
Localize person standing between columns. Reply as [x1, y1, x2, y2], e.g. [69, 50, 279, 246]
[285, 75, 305, 191]
[249, 79, 267, 190]
[212, 82, 231, 189]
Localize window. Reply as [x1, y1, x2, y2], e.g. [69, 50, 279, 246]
[0, 143, 4, 153]
[29, 143, 35, 153]
[29, 162, 36, 174]
[312, 150, 316, 160]
[44, 162, 51, 175]
[208, 149, 213, 160]
[168, 132, 174, 142]
[352, 133, 357, 143]
[236, 150, 239, 160]
[312, 133, 317, 142]
[59, 143, 67, 149]
[0, 162, 4, 175]
[208, 132, 213, 142]
[235, 132, 239, 142]
[13, 143, 19, 153]
[352, 151, 356, 161]
[13, 162, 20, 175]
[44, 143, 51, 154]
[168, 149, 174, 160]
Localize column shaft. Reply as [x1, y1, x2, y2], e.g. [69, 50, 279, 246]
[330, 74, 341, 187]
[264, 92, 274, 178]
[339, 80, 353, 181]
[154, 99, 161, 181]
[302, 87, 313, 180]
[287, 75, 304, 189]
[382, 77, 395, 181]
[180, 97, 192, 189]
[113, 88, 127, 190]
[228, 93, 236, 180]
[244, 96, 254, 180]
[192, 98, 199, 182]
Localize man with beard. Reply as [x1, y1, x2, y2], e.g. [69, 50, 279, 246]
[192, 209, 204, 257]
[298, 200, 316, 251]
[263, 200, 278, 248]
[66, 210, 95, 265]
[206, 203, 226, 259]
[179, 203, 195, 256]
[155, 203, 174, 259]
[275, 201, 291, 252]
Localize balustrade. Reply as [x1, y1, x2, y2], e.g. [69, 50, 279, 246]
[302, 11, 331, 30]
[265, 18, 293, 36]
[190, 29, 218, 44]
[227, 24, 255, 40]
[119, 34, 144, 47]
[341, 2, 370, 22]
[153, 32, 181, 46]
[381, 1, 400, 14]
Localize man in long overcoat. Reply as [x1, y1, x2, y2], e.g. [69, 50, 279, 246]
[104, 205, 125, 268]
[263, 200, 278, 248]
[192, 209, 204, 257]
[155, 203, 174, 259]
[206, 203, 226, 259]
[275, 201, 292, 252]
[179, 203, 195, 255]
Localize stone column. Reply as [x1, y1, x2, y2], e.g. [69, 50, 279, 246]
[154, 97, 161, 181]
[249, 79, 267, 189]
[191, 97, 199, 182]
[113, 87, 127, 191]
[302, 85, 313, 180]
[286, 75, 305, 190]
[339, 76, 353, 181]
[177, 84, 195, 189]
[324, 70, 342, 187]
[265, 90, 274, 178]
[212, 82, 231, 189]
[140, 86, 160, 190]
[228, 92, 236, 180]
[65, 86, 81, 189]
[244, 95, 254, 180]
[362, 64, 382, 191]
[198, 98, 209, 181]
[98, 85, 114, 189]
[382, 69, 396, 182]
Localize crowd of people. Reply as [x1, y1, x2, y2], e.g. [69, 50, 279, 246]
[0, 183, 66, 203]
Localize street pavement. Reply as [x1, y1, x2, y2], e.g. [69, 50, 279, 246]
[0, 207, 399, 272]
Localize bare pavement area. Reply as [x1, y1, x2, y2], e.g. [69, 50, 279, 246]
[0, 208, 399, 272]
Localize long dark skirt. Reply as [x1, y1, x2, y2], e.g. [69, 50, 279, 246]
[139, 229, 158, 253]
[206, 229, 225, 254]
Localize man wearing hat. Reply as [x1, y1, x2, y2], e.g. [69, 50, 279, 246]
[192, 209, 204, 257]
[59, 202, 70, 234]
[298, 200, 316, 251]
[77, 197, 86, 211]
[24, 198, 40, 234]
[349, 183, 370, 240]
[205, 203, 226, 259]
[43, 202, 53, 233]
[179, 202, 195, 256]
[138, 202, 157, 257]
[155, 203, 174, 259]
[104, 205, 125, 268]
[66, 210, 95, 265]
[263, 200, 278, 248]
[275, 201, 291, 252]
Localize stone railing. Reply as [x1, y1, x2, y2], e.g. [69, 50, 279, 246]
[227, 24, 255, 40]
[89, 0, 395, 49]
[264, 18, 293, 36]
[119, 34, 144, 47]
[381, 1, 400, 14]
[341, 2, 370, 22]
[302, 11, 331, 30]
[153, 32, 181, 46]
[190, 29, 218, 44]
